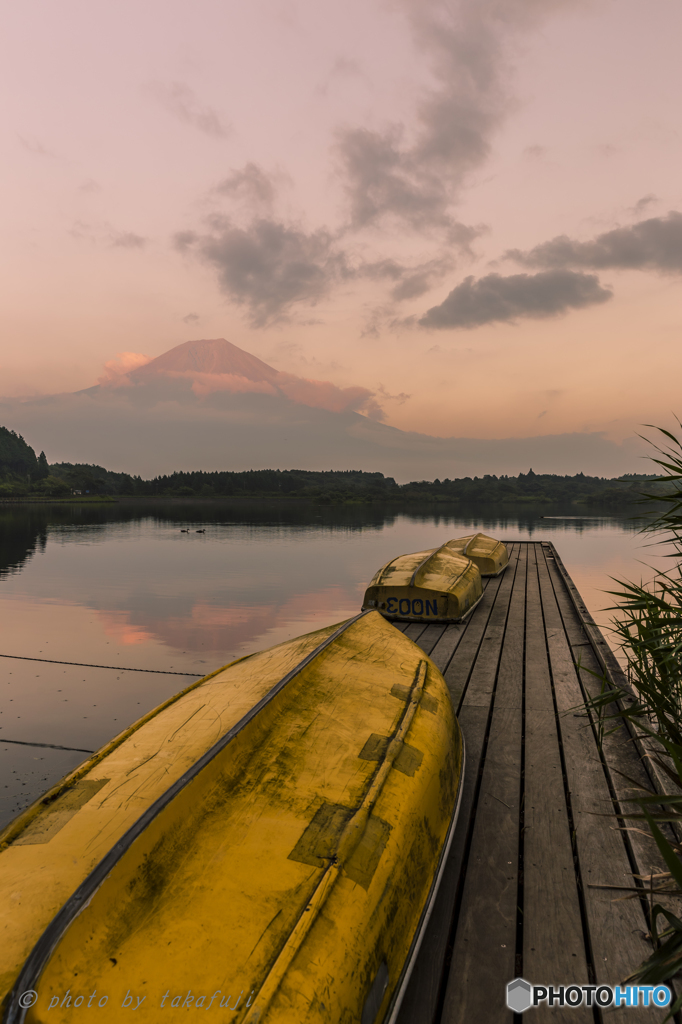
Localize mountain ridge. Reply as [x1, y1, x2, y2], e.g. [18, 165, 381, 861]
[0, 338, 646, 480]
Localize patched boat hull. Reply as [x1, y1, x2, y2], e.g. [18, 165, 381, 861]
[1, 611, 463, 1024]
[444, 533, 509, 576]
[362, 544, 483, 622]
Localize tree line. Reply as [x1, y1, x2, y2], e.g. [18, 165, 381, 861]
[0, 423, 658, 506]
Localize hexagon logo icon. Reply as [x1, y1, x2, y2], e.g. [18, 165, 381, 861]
[507, 978, 532, 1013]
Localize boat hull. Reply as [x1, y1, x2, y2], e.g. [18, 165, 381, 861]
[2, 612, 463, 1024]
[362, 545, 483, 622]
[444, 533, 509, 576]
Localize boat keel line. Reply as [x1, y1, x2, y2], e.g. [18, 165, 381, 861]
[240, 659, 430, 1024]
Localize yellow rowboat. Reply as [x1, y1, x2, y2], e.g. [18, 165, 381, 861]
[443, 533, 509, 577]
[1, 610, 464, 1024]
[362, 543, 483, 623]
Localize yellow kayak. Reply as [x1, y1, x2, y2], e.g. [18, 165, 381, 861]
[362, 543, 483, 623]
[444, 533, 509, 577]
[1, 610, 463, 1024]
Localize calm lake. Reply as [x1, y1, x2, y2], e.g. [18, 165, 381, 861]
[0, 498, 665, 828]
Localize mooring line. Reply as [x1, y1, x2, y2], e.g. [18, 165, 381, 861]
[0, 654, 201, 676]
[0, 737, 95, 753]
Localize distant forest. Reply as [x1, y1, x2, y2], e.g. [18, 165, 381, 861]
[0, 423, 659, 507]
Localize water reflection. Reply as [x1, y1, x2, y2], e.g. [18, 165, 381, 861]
[0, 498, 655, 827]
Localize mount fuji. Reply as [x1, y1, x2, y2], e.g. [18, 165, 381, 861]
[0, 339, 642, 479]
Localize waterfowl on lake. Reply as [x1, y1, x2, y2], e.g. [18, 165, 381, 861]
[0, 610, 463, 1024]
[363, 542, 483, 623]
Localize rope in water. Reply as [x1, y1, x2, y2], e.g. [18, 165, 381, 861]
[0, 653, 201, 676]
[0, 737, 95, 753]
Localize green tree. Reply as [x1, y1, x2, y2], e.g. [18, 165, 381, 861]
[36, 451, 49, 480]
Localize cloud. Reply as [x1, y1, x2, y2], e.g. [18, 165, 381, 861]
[273, 373, 384, 419]
[507, 211, 682, 274]
[213, 163, 278, 211]
[419, 269, 612, 329]
[315, 56, 364, 97]
[97, 352, 152, 387]
[334, 0, 568, 239]
[69, 221, 147, 249]
[361, 254, 454, 301]
[182, 313, 200, 324]
[174, 216, 349, 326]
[0, 387, 647, 480]
[631, 194, 658, 215]
[111, 231, 146, 249]
[172, 1, 576, 321]
[17, 135, 56, 158]
[147, 81, 230, 139]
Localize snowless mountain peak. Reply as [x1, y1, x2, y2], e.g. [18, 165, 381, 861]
[131, 338, 280, 383]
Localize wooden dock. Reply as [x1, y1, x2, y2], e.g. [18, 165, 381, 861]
[394, 541, 676, 1024]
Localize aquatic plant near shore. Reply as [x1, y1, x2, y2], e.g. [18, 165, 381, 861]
[581, 424, 682, 1011]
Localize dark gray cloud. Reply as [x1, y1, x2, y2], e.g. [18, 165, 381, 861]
[507, 211, 682, 274]
[174, 216, 348, 326]
[361, 255, 454, 301]
[334, 0, 565, 239]
[173, 1, 577, 321]
[631, 194, 658, 215]
[419, 270, 612, 329]
[213, 163, 277, 210]
[111, 231, 146, 249]
[148, 82, 230, 139]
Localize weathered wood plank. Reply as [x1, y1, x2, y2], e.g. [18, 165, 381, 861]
[545, 544, 682, 843]
[456, 544, 523, 711]
[537, 548, 667, 1023]
[523, 544, 592, 1021]
[439, 548, 527, 1022]
[404, 622, 429, 643]
[395, 705, 489, 1024]
[427, 623, 467, 676]
[542, 548, 682, 947]
[397, 554, 520, 1023]
[442, 554, 521, 710]
[417, 623, 448, 657]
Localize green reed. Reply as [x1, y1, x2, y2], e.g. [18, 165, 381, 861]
[581, 425, 682, 1007]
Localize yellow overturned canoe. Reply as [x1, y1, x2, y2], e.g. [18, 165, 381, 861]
[444, 533, 509, 577]
[1, 610, 463, 1024]
[362, 543, 482, 623]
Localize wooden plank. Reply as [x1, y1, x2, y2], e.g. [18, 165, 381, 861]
[427, 623, 467, 676]
[438, 547, 527, 1022]
[403, 622, 428, 643]
[537, 548, 668, 1024]
[397, 556, 520, 1023]
[396, 705, 490, 1024]
[455, 544, 523, 711]
[428, 555, 514, 677]
[523, 544, 592, 1022]
[416, 623, 448, 657]
[546, 543, 682, 851]
[542, 548, 682, 944]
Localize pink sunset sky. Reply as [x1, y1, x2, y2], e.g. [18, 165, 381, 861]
[2, 0, 681, 448]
